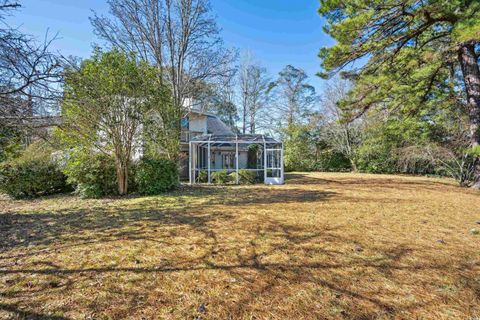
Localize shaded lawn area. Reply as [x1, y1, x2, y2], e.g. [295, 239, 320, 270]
[0, 172, 479, 320]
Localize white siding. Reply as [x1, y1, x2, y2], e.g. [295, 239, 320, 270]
[188, 114, 207, 133]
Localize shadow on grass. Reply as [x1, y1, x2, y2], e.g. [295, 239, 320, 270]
[0, 303, 70, 320]
[1, 220, 475, 319]
[0, 174, 478, 319]
[0, 187, 335, 251]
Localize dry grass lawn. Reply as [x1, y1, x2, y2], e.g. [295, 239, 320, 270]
[1, 172, 480, 319]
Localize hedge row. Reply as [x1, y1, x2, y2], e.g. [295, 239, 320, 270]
[0, 158, 71, 198]
[135, 158, 179, 195]
[0, 146, 179, 199]
[64, 152, 179, 198]
[0, 142, 72, 198]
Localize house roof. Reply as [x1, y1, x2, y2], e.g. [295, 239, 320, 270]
[187, 108, 217, 117]
[207, 116, 233, 135]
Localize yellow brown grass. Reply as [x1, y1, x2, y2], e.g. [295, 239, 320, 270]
[0, 172, 479, 319]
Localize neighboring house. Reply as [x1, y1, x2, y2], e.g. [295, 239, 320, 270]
[0, 115, 62, 144]
[28, 116, 62, 141]
[0, 95, 61, 144]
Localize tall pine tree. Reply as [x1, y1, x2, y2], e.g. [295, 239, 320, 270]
[318, 0, 480, 188]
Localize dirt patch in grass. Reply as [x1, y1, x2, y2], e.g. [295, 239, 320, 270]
[0, 172, 479, 319]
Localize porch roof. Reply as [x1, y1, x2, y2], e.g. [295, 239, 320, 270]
[190, 133, 280, 144]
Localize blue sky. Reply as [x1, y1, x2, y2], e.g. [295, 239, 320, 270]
[6, 0, 332, 91]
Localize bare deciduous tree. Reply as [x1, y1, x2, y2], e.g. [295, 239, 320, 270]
[238, 53, 251, 134]
[320, 77, 361, 171]
[91, 0, 235, 110]
[91, 0, 235, 160]
[238, 52, 270, 134]
[209, 60, 239, 130]
[269, 65, 318, 129]
[0, 1, 62, 127]
[246, 65, 270, 134]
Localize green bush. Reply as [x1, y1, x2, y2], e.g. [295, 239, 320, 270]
[211, 170, 229, 184]
[356, 142, 397, 174]
[63, 150, 118, 198]
[315, 150, 352, 172]
[230, 170, 264, 184]
[0, 143, 71, 199]
[197, 170, 208, 183]
[0, 126, 24, 162]
[238, 169, 257, 184]
[135, 158, 179, 195]
[228, 171, 237, 182]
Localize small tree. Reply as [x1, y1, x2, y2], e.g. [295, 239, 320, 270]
[61, 49, 168, 195]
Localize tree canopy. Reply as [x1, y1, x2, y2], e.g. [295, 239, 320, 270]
[60, 49, 173, 195]
[318, 0, 480, 188]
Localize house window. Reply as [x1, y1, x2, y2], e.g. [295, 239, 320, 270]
[200, 147, 207, 169]
[221, 152, 235, 169]
[181, 117, 189, 129]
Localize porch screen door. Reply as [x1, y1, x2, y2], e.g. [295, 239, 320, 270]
[265, 148, 283, 185]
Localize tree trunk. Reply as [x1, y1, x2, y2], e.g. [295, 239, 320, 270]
[350, 159, 358, 172]
[242, 94, 247, 134]
[116, 161, 129, 195]
[250, 113, 255, 134]
[458, 42, 480, 189]
[287, 112, 293, 127]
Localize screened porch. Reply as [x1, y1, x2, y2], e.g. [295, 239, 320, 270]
[189, 134, 284, 185]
